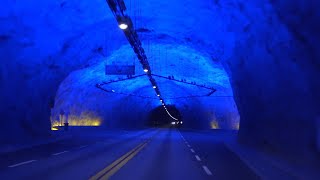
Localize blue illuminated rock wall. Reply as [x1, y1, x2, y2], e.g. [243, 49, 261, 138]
[229, 0, 320, 161]
[0, 0, 119, 143]
[52, 44, 237, 130]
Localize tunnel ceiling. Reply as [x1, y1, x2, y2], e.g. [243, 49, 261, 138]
[56, 43, 233, 98]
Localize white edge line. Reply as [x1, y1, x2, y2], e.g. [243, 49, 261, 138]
[202, 166, 213, 175]
[52, 151, 68, 156]
[195, 155, 201, 161]
[8, 160, 37, 168]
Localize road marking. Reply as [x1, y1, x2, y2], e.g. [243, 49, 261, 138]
[8, 160, 37, 168]
[190, 149, 195, 153]
[195, 155, 201, 161]
[90, 141, 149, 180]
[52, 151, 68, 156]
[202, 165, 213, 175]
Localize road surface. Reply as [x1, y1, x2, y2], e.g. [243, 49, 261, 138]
[0, 128, 259, 180]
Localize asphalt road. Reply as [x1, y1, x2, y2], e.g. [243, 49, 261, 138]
[0, 128, 259, 180]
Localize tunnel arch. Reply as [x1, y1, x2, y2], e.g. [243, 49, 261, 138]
[51, 43, 239, 130]
[0, 0, 319, 164]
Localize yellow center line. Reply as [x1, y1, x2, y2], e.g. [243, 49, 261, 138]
[89, 141, 148, 180]
[89, 133, 157, 180]
[100, 142, 149, 180]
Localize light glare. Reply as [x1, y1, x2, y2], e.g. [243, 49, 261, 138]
[119, 23, 128, 30]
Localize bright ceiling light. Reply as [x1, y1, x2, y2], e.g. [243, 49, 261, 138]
[171, 122, 176, 125]
[157, 94, 160, 97]
[153, 86, 156, 89]
[119, 23, 128, 30]
[144, 69, 148, 73]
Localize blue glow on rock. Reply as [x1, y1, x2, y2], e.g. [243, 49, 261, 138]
[52, 43, 237, 129]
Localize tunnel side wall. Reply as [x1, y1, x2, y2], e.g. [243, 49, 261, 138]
[0, 1, 121, 143]
[230, 0, 320, 161]
[52, 68, 155, 129]
[176, 97, 239, 130]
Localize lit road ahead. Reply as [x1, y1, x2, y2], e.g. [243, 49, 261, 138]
[0, 128, 258, 180]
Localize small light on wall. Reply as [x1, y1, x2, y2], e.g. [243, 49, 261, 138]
[119, 23, 128, 30]
[144, 69, 149, 73]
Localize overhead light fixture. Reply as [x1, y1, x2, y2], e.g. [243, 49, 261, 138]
[119, 23, 128, 30]
[157, 94, 160, 97]
[153, 86, 156, 89]
[111, 90, 115, 92]
[160, 99, 163, 102]
[144, 69, 149, 73]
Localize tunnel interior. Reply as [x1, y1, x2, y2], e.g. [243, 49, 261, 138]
[148, 105, 182, 127]
[0, 0, 319, 169]
[50, 43, 239, 131]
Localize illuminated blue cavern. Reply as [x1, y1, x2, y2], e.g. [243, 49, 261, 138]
[52, 44, 238, 129]
[0, 0, 319, 171]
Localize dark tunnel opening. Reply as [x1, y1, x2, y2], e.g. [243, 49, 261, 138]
[147, 105, 182, 127]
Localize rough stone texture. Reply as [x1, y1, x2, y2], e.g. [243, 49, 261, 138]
[0, 0, 319, 163]
[52, 44, 238, 130]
